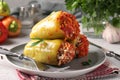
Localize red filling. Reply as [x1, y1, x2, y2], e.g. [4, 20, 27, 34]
[58, 41, 75, 66]
[75, 34, 89, 58]
[58, 11, 80, 41]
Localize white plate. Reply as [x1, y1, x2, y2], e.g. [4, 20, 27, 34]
[6, 43, 106, 78]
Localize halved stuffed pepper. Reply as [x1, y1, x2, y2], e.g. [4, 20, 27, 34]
[23, 39, 75, 66]
[30, 11, 80, 41]
[73, 34, 89, 58]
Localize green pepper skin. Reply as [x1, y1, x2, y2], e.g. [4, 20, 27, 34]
[30, 11, 64, 40]
[24, 39, 63, 65]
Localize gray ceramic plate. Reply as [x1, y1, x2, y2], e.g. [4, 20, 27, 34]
[6, 43, 106, 78]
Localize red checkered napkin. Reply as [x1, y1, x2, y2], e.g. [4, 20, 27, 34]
[16, 61, 119, 80]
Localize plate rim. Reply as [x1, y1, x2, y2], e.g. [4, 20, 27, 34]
[6, 43, 106, 78]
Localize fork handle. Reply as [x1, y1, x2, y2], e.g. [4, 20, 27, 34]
[0, 47, 19, 57]
[106, 51, 120, 61]
[113, 52, 120, 61]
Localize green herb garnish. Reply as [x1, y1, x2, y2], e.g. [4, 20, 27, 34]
[81, 59, 92, 66]
[30, 38, 44, 47]
[31, 38, 44, 40]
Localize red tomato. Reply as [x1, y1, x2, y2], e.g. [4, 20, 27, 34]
[0, 22, 8, 43]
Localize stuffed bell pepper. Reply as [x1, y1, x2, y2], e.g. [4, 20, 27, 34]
[30, 11, 80, 40]
[24, 39, 75, 66]
[73, 34, 89, 58]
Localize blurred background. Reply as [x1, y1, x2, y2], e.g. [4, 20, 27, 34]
[4, 0, 71, 28]
[4, 0, 32, 11]
[4, 0, 66, 12]
[4, 0, 82, 21]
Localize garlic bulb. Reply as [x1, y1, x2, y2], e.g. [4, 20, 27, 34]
[102, 22, 120, 43]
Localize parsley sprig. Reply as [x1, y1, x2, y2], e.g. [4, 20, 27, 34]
[30, 38, 44, 47]
[81, 59, 92, 66]
[65, 0, 120, 34]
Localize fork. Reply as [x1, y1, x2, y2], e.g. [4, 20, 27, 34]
[0, 47, 70, 71]
[0, 47, 48, 71]
[89, 42, 120, 61]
